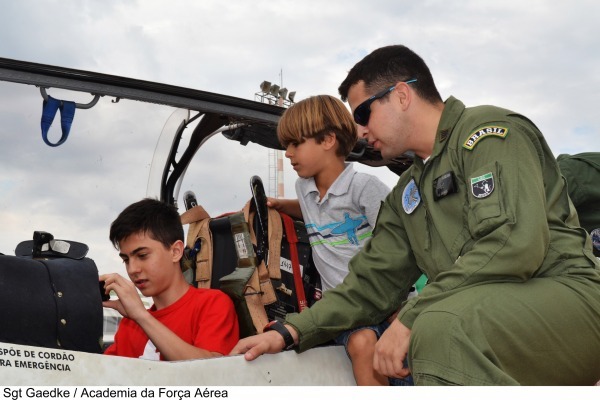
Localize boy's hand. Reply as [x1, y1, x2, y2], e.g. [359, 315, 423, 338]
[266, 197, 281, 210]
[265, 198, 303, 219]
[99, 273, 147, 320]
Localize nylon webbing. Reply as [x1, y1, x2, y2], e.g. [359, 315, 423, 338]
[40, 95, 76, 147]
[280, 213, 308, 312]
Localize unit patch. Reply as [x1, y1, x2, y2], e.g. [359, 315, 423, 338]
[470, 172, 494, 198]
[463, 126, 508, 150]
[403, 178, 421, 214]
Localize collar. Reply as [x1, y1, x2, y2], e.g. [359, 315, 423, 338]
[414, 96, 465, 170]
[149, 286, 193, 315]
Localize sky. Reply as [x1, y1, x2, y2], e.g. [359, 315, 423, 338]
[1, 0, 599, 276]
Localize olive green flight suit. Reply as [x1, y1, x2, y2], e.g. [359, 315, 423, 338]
[286, 97, 600, 385]
[557, 153, 600, 256]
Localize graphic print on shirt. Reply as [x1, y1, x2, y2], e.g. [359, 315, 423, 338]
[306, 212, 369, 247]
[139, 340, 160, 360]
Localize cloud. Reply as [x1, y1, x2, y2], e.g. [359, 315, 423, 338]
[1, 0, 599, 276]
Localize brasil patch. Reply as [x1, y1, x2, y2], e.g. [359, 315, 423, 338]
[471, 172, 494, 198]
[463, 126, 508, 150]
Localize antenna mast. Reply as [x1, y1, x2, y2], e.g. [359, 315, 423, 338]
[255, 71, 296, 198]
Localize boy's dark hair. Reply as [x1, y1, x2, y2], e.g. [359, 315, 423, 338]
[277, 94, 357, 158]
[338, 45, 442, 104]
[109, 198, 183, 250]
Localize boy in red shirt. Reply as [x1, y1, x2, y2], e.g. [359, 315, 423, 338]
[102, 198, 238, 360]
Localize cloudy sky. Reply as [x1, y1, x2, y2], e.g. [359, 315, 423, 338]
[1, 0, 599, 276]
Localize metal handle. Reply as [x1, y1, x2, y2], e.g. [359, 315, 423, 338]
[40, 87, 100, 109]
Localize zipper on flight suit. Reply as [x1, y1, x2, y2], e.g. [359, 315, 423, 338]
[416, 160, 433, 252]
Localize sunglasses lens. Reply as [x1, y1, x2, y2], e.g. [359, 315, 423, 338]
[354, 104, 369, 126]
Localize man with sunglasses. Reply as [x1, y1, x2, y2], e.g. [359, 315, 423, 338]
[232, 45, 600, 385]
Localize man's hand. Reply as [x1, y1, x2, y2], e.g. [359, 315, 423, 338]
[373, 318, 411, 378]
[99, 273, 147, 320]
[231, 325, 298, 361]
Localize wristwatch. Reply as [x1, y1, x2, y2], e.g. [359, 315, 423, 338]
[263, 320, 295, 350]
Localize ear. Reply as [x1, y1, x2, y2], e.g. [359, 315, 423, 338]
[395, 81, 412, 111]
[322, 131, 337, 151]
[170, 240, 185, 263]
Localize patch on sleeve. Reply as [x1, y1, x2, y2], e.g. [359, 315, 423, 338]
[463, 126, 508, 150]
[402, 178, 421, 214]
[470, 172, 494, 198]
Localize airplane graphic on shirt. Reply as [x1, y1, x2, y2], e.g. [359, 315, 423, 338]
[306, 213, 369, 246]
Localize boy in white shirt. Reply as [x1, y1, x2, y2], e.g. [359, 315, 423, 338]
[268, 95, 410, 385]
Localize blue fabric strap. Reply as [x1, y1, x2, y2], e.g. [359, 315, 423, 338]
[59, 100, 76, 140]
[41, 95, 60, 146]
[40, 95, 76, 147]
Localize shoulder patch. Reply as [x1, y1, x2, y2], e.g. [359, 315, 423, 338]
[470, 172, 494, 198]
[402, 178, 421, 214]
[463, 126, 508, 150]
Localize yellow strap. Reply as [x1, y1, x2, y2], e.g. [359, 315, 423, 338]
[180, 205, 210, 225]
[242, 200, 280, 305]
[242, 200, 251, 222]
[243, 199, 283, 280]
[187, 219, 212, 289]
[182, 205, 214, 289]
[243, 269, 269, 332]
[266, 208, 282, 280]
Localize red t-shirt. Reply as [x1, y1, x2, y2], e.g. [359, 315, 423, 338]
[104, 287, 238, 360]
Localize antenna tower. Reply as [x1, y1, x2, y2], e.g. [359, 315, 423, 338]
[254, 70, 296, 198]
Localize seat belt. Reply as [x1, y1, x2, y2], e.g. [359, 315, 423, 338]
[280, 213, 308, 312]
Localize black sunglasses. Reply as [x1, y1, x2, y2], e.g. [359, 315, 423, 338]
[353, 79, 417, 126]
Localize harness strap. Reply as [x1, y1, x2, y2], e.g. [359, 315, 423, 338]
[244, 268, 269, 333]
[182, 205, 213, 288]
[242, 202, 278, 305]
[266, 208, 282, 280]
[243, 200, 284, 280]
[185, 218, 212, 289]
[180, 205, 210, 225]
[228, 212, 269, 332]
[280, 213, 308, 312]
[40, 95, 76, 147]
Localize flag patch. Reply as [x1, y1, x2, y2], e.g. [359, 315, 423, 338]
[463, 126, 508, 150]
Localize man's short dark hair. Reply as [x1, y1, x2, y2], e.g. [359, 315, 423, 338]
[338, 45, 442, 104]
[109, 198, 183, 249]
